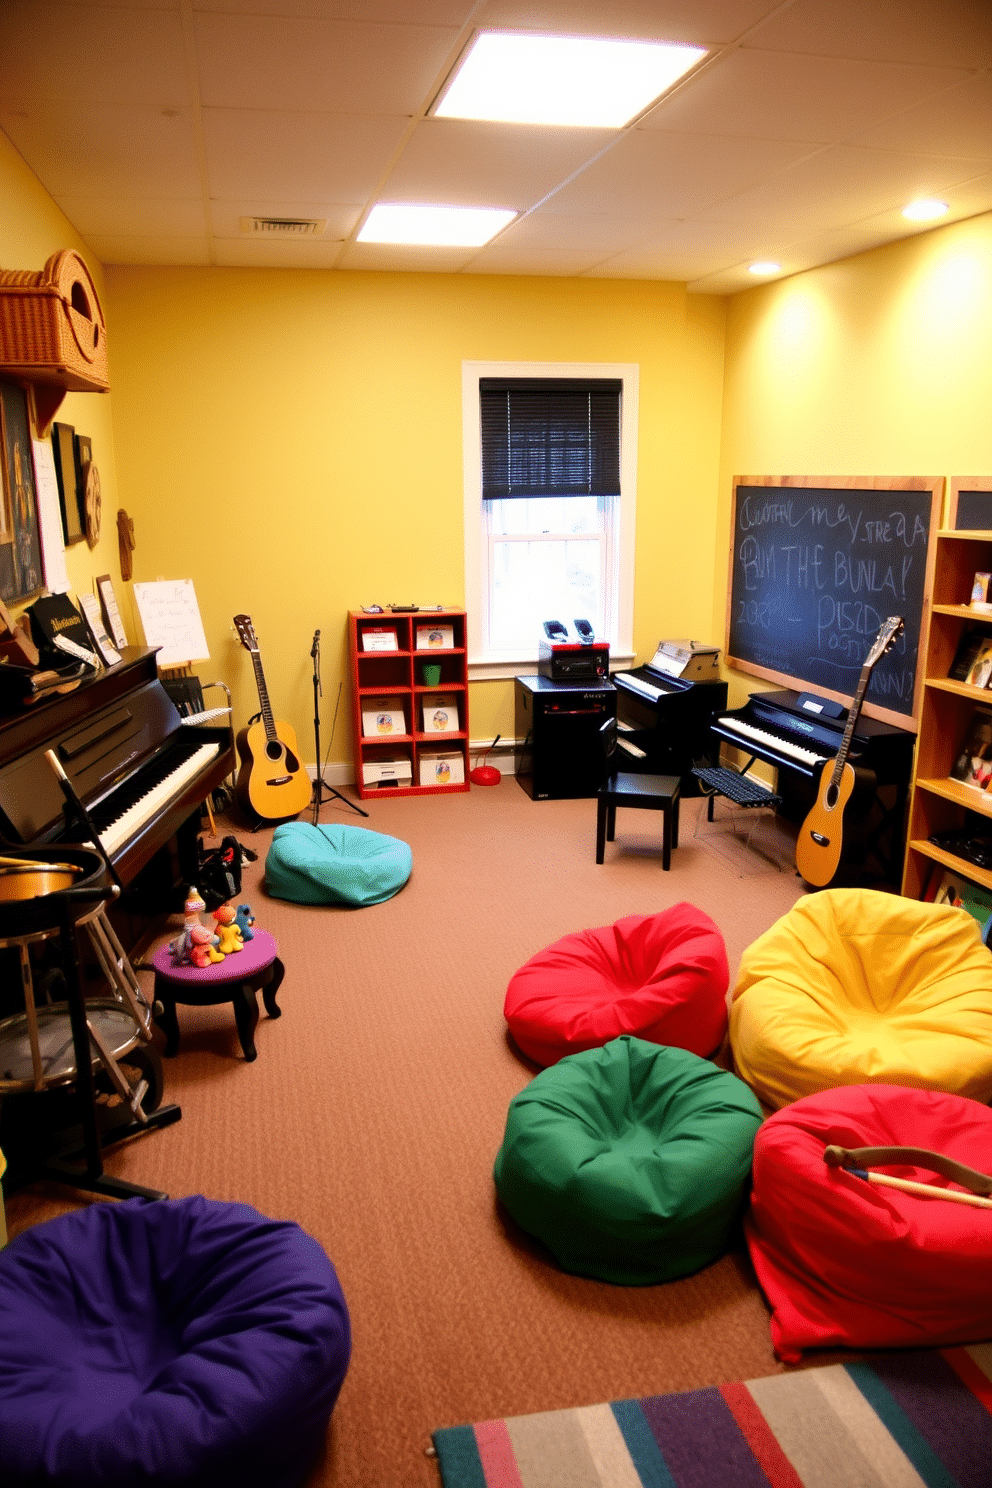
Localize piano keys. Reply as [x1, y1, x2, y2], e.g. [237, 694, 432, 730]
[0, 648, 235, 892]
[612, 665, 728, 793]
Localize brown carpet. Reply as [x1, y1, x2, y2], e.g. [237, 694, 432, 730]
[5, 782, 810, 1488]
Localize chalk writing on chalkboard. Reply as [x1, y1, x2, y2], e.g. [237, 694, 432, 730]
[133, 578, 209, 667]
[726, 476, 942, 728]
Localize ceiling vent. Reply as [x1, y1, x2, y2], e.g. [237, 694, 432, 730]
[239, 216, 327, 237]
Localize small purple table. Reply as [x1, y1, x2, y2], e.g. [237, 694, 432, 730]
[152, 929, 284, 1062]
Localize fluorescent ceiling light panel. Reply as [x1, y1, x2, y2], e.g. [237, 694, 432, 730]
[435, 31, 706, 128]
[902, 198, 949, 221]
[358, 203, 516, 246]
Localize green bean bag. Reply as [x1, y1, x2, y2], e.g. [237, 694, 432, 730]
[265, 822, 412, 907]
[493, 1036, 763, 1285]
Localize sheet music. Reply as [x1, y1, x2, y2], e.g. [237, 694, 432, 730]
[133, 578, 210, 666]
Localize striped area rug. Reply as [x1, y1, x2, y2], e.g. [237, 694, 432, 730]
[431, 1345, 992, 1487]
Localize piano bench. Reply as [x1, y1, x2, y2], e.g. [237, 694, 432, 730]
[151, 930, 284, 1062]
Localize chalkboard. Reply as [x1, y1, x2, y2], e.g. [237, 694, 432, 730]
[950, 479, 992, 532]
[726, 476, 942, 728]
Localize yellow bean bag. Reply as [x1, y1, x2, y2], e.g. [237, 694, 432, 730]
[730, 889, 992, 1110]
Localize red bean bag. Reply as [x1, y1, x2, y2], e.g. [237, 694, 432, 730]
[504, 903, 729, 1067]
[745, 1084, 992, 1363]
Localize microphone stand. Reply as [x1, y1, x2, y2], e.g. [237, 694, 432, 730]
[310, 629, 368, 823]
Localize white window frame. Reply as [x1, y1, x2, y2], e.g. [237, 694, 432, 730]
[462, 360, 638, 681]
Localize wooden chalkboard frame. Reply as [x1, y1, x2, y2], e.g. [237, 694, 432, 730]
[948, 478, 992, 534]
[725, 475, 943, 730]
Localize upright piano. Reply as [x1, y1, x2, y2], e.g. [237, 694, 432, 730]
[612, 664, 728, 793]
[711, 688, 915, 876]
[0, 648, 234, 900]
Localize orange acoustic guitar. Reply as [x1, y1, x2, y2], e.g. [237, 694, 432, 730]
[795, 615, 904, 889]
[233, 613, 312, 822]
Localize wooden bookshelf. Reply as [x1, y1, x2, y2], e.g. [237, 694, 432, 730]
[347, 609, 470, 799]
[902, 525, 992, 899]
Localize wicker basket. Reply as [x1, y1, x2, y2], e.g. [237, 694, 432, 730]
[0, 249, 109, 391]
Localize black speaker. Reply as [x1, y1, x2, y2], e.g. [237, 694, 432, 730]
[514, 675, 616, 799]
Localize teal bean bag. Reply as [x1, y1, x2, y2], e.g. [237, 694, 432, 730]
[493, 1036, 763, 1285]
[265, 822, 412, 907]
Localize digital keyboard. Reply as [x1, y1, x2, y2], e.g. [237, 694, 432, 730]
[715, 715, 828, 770]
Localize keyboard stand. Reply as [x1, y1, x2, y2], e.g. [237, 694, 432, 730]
[691, 761, 788, 876]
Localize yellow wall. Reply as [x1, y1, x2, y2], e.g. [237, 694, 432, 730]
[0, 131, 126, 620]
[717, 210, 992, 710]
[103, 266, 727, 764]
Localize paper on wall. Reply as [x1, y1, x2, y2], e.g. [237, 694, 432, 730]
[133, 578, 209, 665]
[30, 437, 70, 593]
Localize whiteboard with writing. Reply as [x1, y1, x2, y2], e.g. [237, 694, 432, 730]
[133, 579, 210, 666]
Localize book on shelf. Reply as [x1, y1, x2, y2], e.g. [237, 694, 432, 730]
[964, 638, 992, 689]
[415, 623, 454, 649]
[361, 626, 398, 652]
[361, 697, 406, 737]
[927, 867, 992, 930]
[421, 693, 459, 732]
[949, 705, 992, 791]
[949, 625, 992, 682]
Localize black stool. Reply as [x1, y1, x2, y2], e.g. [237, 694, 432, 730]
[596, 715, 681, 870]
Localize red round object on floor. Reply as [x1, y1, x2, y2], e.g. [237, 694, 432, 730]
[504, 903, 729, 1067]
[745, 1084, 992, 1363]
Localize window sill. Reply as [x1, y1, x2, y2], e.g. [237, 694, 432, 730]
[468, 647, 635, 683]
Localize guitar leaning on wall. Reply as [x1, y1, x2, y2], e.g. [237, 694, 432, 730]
[795, 615, 905, 889]
[233, 613, 313, 822]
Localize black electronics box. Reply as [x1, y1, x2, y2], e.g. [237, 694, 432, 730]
[515, 675, 616, 799]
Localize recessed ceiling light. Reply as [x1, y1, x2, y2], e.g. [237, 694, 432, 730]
[902, 198, 949, 222]
[358, 203, 516, 247]
[434, 31, 707, 129]
[748, 261, 781, 276]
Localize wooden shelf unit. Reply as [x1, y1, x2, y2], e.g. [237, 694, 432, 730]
[902, 529, 992, 899]
[348, 609, 470, 799]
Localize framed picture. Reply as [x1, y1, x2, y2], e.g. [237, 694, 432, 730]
[96, 573, 128, 649]
[0, 380, 44, 604]
[51, 420, 85, 544]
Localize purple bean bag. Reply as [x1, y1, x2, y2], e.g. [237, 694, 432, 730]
[0, 1195, 351, 1487]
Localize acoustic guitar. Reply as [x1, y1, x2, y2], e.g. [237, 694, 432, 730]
[233, 614, 312, 822]
[795, 615, 904, 889]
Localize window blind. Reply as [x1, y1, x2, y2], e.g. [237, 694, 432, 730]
[480, 378, 622, 500]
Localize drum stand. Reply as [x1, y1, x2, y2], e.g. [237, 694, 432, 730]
[0, 884, 181, 1201]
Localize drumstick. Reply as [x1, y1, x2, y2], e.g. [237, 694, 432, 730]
[843, 1166, 992, 1210]
[44, 748, 123, 889]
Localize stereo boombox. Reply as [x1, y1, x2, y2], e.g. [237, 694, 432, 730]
[537, 619, 610, 681]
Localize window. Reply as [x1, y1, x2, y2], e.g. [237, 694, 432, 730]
[463, 362, 637, 677]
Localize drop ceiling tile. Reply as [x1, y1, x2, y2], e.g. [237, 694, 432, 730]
[201, 109, 410, 200]
[0, 105, 202, 197]
[195, 1, 473, 21]
[851, 73, 992, 160]
[193, 12, 460, 114]
[383, 120, 614, 208]
[0, 4, 190, 107]
[337, 241, 478, 271]
[83, 235, 212, 267]
[743, 0, 992, 69]
[474, 0, 780, 45]
[465, 241, 615, 275]
[587, 248, 732, 279]
[209, 201, 362, 239]
[213, 238, 348, 268]
[54, 196, 208, 238]
[694, 144, 987, 230]
[495, 210, 679, 253]
[640, 47, 969, 144]
[545, 129, 818, 218]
